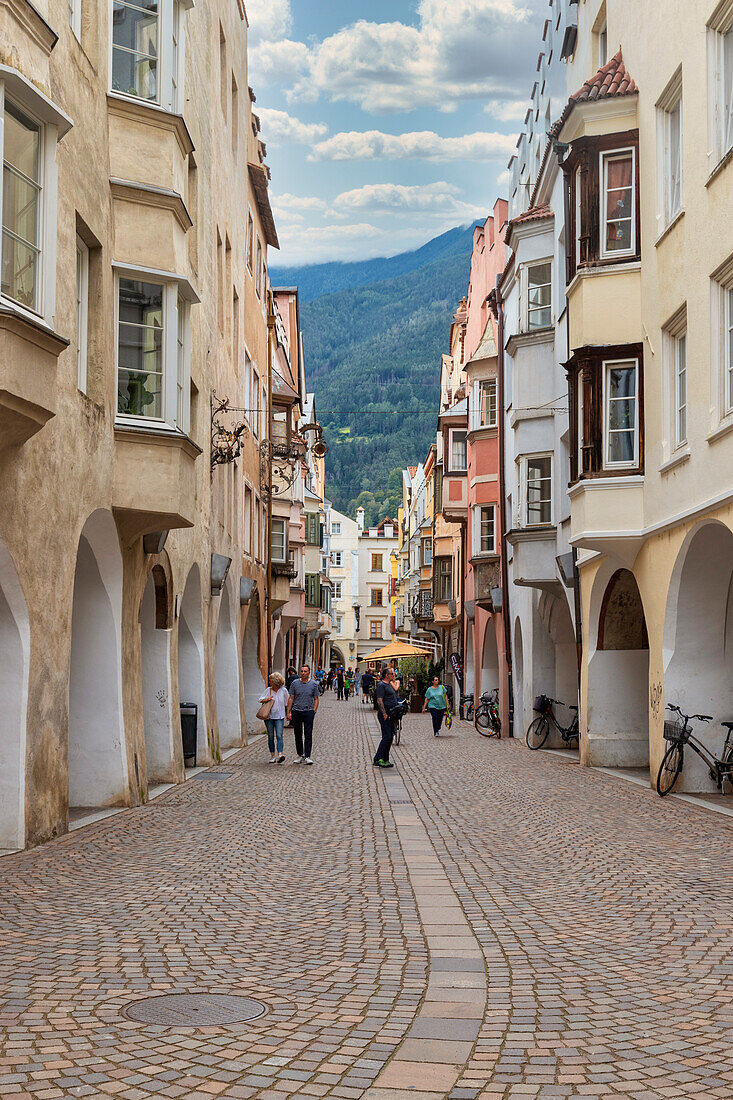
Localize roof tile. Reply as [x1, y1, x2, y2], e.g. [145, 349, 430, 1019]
[551, 50, 637, 137]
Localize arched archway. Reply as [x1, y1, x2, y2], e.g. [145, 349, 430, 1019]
[530, 593, 578, 743]
[140, 563, 177, 784]
[0, 541, 29, 849]
[330, 644, 345, 667]
[513, 617, 524, 737]
[587, 567, 649, 767]
[465, 623, 475, 696]
[69, 511, 128, 810]
[242, 595, 265, 736]
[663, 522, 733, 790]
[178, 564, 207, 765]
[480, 618, 499, 694]
[215, 576, 241, 750]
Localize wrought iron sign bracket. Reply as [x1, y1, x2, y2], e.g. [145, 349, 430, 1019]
[211, 392, 249, 472]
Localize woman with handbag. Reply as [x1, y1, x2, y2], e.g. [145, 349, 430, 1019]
[257, 673, 290, 763]
[423, 676, 450, 736]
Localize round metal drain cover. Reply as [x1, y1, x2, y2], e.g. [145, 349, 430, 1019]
[124, 993, 267, 1027]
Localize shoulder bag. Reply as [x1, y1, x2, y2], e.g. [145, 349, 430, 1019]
[256, 691, 275, 721]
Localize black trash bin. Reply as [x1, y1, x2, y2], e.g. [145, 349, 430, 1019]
[180, 703, 198, 767]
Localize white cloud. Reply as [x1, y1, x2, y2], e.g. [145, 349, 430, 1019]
[273, 222, 387, 265]
[250, 38, 310, 85]
[245, 0, 293, 44]
[489, 99, 531, 122]
[271, 193, 329, 215]
[310, 128, 516, 162]
[258, 108, 328, 146]
[334, 182, 480, 219]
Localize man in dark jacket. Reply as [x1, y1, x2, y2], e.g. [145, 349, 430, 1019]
[373, 668, 398, 769]
[361, 667, 374, 703]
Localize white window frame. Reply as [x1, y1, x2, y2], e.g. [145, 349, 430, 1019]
[331, 522, 341, 535]
[602, 358, 639, 469]
[473, 504, 497, 556]
[599, 147, 636, 260]
[674, 329, 688, 448]
[69, 0, 82, 41]
[598, 21, 608, 68]
[333, 581, 343, 600]
[472, 377, 498, 429]
[522, 454, 553, 527]
[707, 5, 733, 171]
[331, 550, 343, 568]
[0, 76, 71, 326]
[656, 70, 683, 231]
[423, 538, 432, 566]
[726, 284, 733, 416]
[271, 517, 287, 563]
[109, 0, 191, 114]
[76, 235, 89, 393]
[114, 265, 194, 433]
[448, 428, 468, 472]
[524, 260, 553, 332]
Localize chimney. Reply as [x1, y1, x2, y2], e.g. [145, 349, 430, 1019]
[356, 507, 365, 533]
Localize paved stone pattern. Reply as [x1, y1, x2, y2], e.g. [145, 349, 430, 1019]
[0, 695, 732, 1099]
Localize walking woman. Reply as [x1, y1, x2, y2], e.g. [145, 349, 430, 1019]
[423, 676, 449, 736]
[259, 672, 290, 763]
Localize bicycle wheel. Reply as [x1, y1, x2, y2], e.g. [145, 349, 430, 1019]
[656, 742, 683, 796]
[488, 708, 501, 738]
[475, 705, 492, 736]
[394, 720, 401, 746]
[526, 715, 550, 750]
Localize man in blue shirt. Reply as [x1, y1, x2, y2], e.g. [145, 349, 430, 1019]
[286, 664, 320, 765]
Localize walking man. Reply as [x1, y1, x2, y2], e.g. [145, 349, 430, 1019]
[373, 667, 398, 769]
[336, 666, 345, 701]
[286, 664, 319, 765]
[361, 667, 373, 704]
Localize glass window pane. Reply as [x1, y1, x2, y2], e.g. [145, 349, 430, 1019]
[118, 279, 164, 417]
[724, 27, 733, 151]
[608, 365, 636, 400]
[112, 1, 159, 101]
[4, 103, 40, 181]
[607, 431, 635, 464]
[1, 230, 38, 309]
[604, 153, 633, 252]
[118, 368, 162, 418]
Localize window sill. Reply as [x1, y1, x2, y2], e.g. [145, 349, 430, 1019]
[654, 208, 685, 247]
[706, 417, 733, 445]
[0, 299, 69, 356]
[106, 93, 194, 156]
[658, 448, 690, 474]
[566, 259, 641, 295]
[706, 146, 733, 188]
[114, 421, 202, 458]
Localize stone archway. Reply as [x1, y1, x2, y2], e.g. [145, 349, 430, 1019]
[242, 595, 265, 736]
[530, 593, 578, 741]
[587, 567, 649, 767]
[178, 564, 207, 765]
[663, 522, 733, 790]
[215, 576, 242, 751]
[69, 511, 128, 810]
[481, 618, 500, 695]
[0, 541, 29, 850]
[140, 563, 177, 784]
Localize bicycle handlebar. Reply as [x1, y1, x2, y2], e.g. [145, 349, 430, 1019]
[666, 703, 713, 723]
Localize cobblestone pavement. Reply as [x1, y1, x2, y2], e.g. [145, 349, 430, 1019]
[1, 694, 733, 1100]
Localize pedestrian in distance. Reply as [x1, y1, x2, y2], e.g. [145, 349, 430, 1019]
[336, 666, 345, 701]
[373, 667, 399, 769]
[258, 673, 290, 763]
[285, 665, 298, 690]
[361, 667, 373, 704]
[286, 664, 319, 765]
[344, 669, 352, 701]
[355, 667, 362, 697]
[423, 676, 450, 736]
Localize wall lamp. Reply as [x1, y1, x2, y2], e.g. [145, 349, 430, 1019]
[211, 553, 232, 596]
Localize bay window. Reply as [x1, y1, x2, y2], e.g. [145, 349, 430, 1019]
[475, 377, 497, 428]
[271, 518, 286, 562]
[568, 344, 644, 480]
[111, 0, 190, 113]
[600, 148, 635, 258]
[524, 455, 552, 526]
[604, 360, 638, 468]
[2, 102, 41, 312]
[115, 270, 193, 432]
[473, 505, 496, 555]
[526, 261, 552, 330]
[434, 557, 452, 602]
[449, 429, 467, 472]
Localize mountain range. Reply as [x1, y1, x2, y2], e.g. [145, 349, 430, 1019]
[271, 224, 476, 521]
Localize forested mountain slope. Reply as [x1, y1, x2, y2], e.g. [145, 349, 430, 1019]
[271, 225, 476, 519]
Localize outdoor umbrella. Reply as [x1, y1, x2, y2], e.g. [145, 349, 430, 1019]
[357, 640, 434, 664]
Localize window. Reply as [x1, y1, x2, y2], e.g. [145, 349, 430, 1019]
[370, 588, 383, 607]
[369, 620, 382, 640]
[422, 538, 432, 566]
[333, 581, 343, 600]
[449, 429, 467, 472]
[658, 74, 683, 228]
[219, 24, 227, 114]
[479, 378, 497, 427]
[255, 238, 263, 298]
[76, 236, 89, 393]
[604, 360, 638, 468]
[69, 0, 81, 41]
[244, 486, 252, 554]
[246, 211, 254, 272]
[336, 614, 344, 633]
[111, 1, 187, 111]
[305, 513, 320, 545]
[331, 550, 343, 567]
[305, 574, 320, 607]
[332, 522, 341, 535]
[474, 505, 496, 555]
[2, 102, 42, 312]
[674, 331, 687, 447]
[726, 285, 733, 414]
[271, 518, 286, 562]
[527, 262, 552, 330]
[231, 76, 238, 155]
[116, 276, 190, 430]
[252, 369, 260, 437]
[708, 12, 733, 167]
[371, 553, 383, 572]
[524, 455, 552, 526]
[601, 149, 635, 258]
[598, 21, 608, 68]
[434, 557, 452, 602]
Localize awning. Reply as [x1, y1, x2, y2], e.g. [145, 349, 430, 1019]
[358, 639, 434, 664]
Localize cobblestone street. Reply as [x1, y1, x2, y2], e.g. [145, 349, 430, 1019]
[2, 693, 733, 1100]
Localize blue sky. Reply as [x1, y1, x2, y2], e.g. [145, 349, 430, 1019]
[246, 0, 546, 266]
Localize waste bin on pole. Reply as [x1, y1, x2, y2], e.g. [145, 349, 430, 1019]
[180, 703, 198, 767]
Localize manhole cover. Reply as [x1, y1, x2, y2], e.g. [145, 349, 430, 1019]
[123, 993, 267, 1026]
[195, 772, 232, 782]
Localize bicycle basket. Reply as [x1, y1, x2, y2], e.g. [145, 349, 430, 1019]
[663, 717, 687, 743]
[533, 694, 552, 715]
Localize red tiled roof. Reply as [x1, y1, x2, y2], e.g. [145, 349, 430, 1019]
[551, 50, 637, 138]
[408, 465, 418, 476]
[505, 204, 553, 249]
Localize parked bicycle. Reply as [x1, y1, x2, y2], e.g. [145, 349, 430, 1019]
[657, 704, 733, 797]
[526, 694, 579, 750]
[476, 689, 501, 738]
[462, 693, 474, 721]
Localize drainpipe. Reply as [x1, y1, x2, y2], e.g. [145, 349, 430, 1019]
[493, 277, 513, 736]
[266, 291, 275, 676]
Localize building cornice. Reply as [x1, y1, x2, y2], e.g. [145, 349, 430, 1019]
[110, 178, 193, 231]
[107, 93, 195, 158]
[1, 0, 57, 54]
